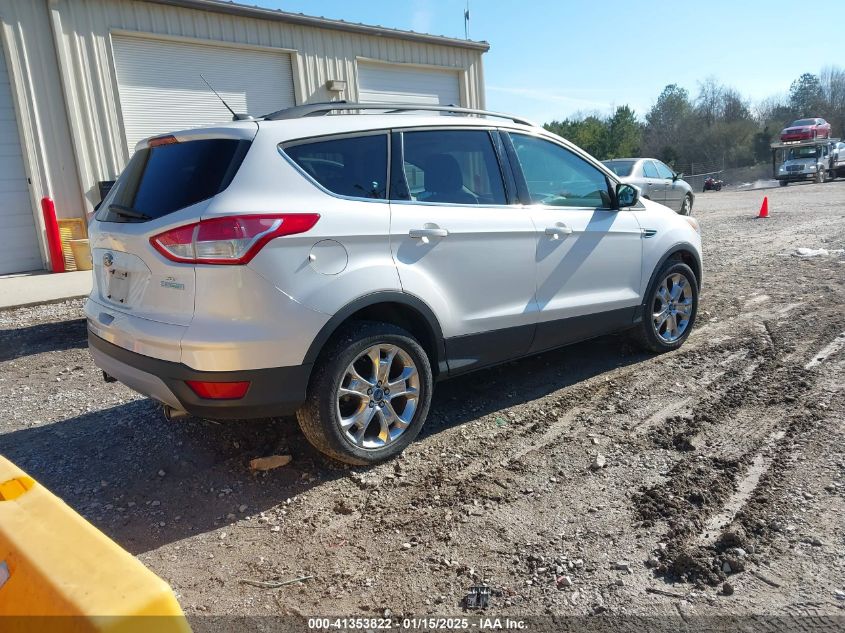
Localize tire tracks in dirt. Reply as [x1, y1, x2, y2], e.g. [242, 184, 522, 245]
[632, 311, 845, 588]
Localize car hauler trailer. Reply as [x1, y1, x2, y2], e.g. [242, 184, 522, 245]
[771, 137, 842, 185]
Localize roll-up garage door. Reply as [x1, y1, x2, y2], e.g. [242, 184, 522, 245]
[357, 62, 461, 106]
[112, 35, 296, 151]
[0, 44, 41, 274]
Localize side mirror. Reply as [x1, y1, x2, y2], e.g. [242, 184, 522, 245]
[616, 183, 640, 208]
[672, 173, 682, 181]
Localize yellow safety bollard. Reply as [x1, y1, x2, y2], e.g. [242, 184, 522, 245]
[0, 455, 191, 633]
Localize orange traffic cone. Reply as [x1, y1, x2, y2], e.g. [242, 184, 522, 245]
[757, 196, 769, 219]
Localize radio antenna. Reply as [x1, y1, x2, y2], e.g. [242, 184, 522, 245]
[200, 73, 238, 120]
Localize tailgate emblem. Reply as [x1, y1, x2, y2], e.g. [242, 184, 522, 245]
[102, 252, 114, 268]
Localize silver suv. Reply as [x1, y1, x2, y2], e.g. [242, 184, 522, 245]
[87, 103, 703, 465]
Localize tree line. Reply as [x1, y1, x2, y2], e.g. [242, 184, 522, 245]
[543, 66, 845, 174]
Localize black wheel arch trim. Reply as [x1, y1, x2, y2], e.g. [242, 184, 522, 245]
[634, 244, 702, 323]
[302, 291, 448, 375]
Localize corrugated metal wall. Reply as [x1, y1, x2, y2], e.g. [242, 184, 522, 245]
[47, 0, 486, 212]
[0, 0, 82, 245]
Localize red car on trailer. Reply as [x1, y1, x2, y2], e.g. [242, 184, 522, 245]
[780, 117, 832, 142]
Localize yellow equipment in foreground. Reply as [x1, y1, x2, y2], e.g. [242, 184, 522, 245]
[0, 455, 190, 633]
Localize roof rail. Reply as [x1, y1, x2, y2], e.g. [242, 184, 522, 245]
[261, 101, 537, 127]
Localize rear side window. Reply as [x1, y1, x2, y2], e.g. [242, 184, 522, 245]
[398, 130, 507, 205]
[284, 134, 388, 199]
[604, 160, 635, 177]
[654, 161, 674, 179]
[642, 161, 659, 179]
[96, 139, 251, 222]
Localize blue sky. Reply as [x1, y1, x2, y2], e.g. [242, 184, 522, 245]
[261, 1, 845, 123]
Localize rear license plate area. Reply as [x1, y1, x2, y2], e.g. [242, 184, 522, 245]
[106, 269, 130, 304]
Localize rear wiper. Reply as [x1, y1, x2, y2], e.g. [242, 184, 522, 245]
[108, 204, 152, 221]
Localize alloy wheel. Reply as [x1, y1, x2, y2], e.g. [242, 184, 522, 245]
[336, 344, 420, 449]
[652, 272, 694, 343]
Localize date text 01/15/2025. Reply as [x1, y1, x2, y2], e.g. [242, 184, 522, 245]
[307, 617, 528, 630]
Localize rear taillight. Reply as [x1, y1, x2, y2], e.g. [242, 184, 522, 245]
[150, 214, 320, 264]
[186, 380, 250, 400]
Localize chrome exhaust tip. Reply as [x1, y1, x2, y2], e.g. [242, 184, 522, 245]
[162, 405, 190, 421]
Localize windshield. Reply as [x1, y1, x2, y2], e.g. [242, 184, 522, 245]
[602, 160, 635, 177]
[787, 147, 818, 160]
[791, 119, 816, 127]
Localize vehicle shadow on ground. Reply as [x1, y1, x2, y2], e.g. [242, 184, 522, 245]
[0, 332, 647, 555]
[421, 333, 648, 441]
[0, 318, 87, 362]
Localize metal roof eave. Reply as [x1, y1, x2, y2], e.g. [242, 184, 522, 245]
[146, 0, 491, 52]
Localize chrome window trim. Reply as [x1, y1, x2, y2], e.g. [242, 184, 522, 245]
[389, 199, 520, 209]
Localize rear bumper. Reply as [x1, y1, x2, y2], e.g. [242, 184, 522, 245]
[780, 133, 814, 141]
[88, 330, 310, 418]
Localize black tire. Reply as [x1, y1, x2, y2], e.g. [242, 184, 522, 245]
[630, 260, 699, 353]
[296, 321, 433, 465]
[815, 169, 826, 184]
[679, 194, 693, 216]
[779, 180, 789, 187]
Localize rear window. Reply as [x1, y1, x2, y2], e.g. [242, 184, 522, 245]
[283, 134, 388, 199]
[603, 160, 635, 177]
[96, 138, 251, 222]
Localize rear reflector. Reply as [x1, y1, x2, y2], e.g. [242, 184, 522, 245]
[150, 214, 320, 264]
[186, 380, 250, 400]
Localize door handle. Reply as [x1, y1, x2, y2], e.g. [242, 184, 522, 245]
[544, 224, 573, 239]
[409, 227, 448, 240]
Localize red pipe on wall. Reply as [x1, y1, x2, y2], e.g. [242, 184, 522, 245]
[40, 197, 65, 273]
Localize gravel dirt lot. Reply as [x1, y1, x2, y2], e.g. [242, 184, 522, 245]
[1, 181, 844, 626]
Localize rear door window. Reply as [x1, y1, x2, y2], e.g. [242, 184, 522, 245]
[397, 130, 507, 205]
[642, 161, 659, 179]
[654, 161, 675, 179]
[283, 133, 388, 199]
[96, 138, 251, 223]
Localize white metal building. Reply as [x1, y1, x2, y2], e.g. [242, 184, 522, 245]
[0, 0, 488, 274]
